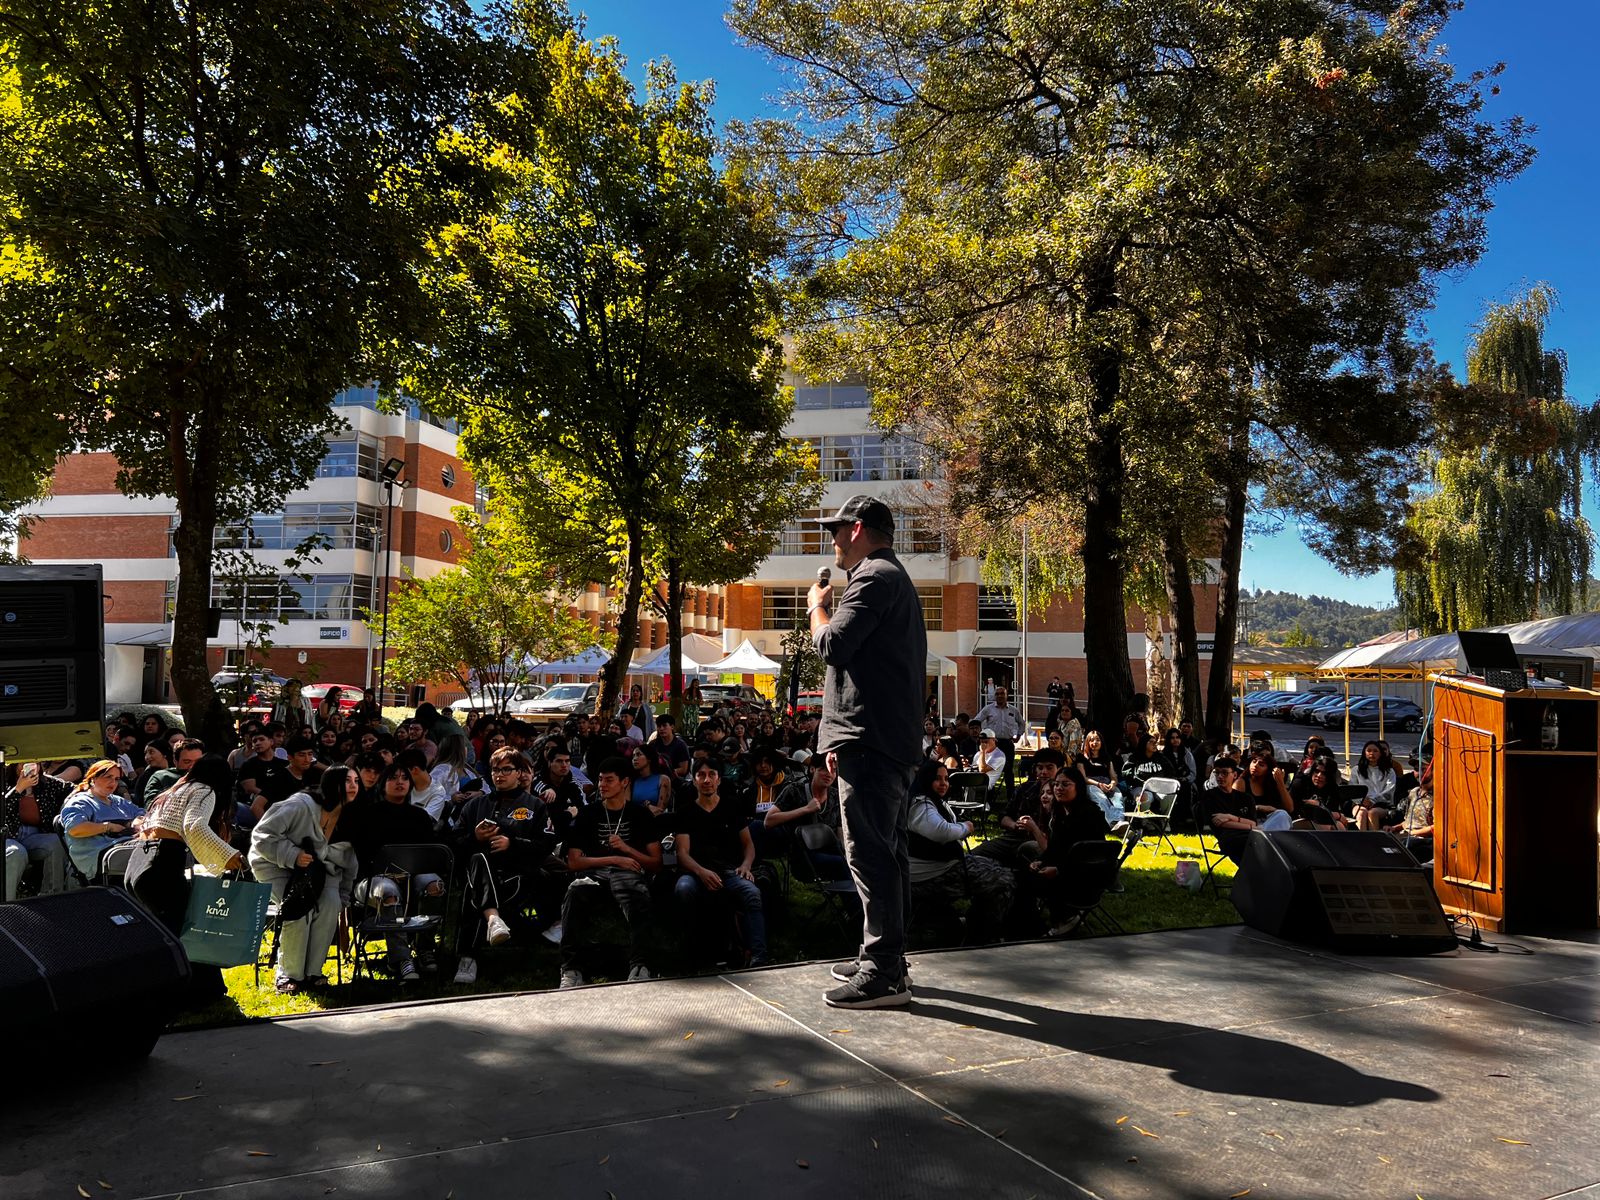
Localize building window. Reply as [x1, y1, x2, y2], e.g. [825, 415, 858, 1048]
[793, 384, 871, 411]
[917, 586, 944, 631]
[978, 586, 1019, 631]
[439, 529, 453, 554]
[441, 463, 456, 489]
[210, 574, 375, 622]
[762, 586, 808, 630]
[215, 503, 381, 552]
[316, 432, 383, 480]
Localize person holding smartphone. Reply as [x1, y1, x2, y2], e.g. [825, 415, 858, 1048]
[450, 747, 558, 984]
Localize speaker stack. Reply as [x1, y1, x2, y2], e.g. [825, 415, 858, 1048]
[0, 888, 191, 1065]
[0, 563, 107, 761]
[1232, 829, 1456, 954]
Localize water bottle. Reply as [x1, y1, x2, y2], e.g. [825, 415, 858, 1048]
[1541, 703, 1560, 751]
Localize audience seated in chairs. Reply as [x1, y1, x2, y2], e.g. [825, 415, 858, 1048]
[673, 757, 767, 968]
[1384, 769, 1434, 863]
[908, 760, 1014, 945]
[1197, 757, 1292, 865]
[973, 747, 1063, 868]
[336, 759, 444, 984]
[1351, 740, 1399, 829]
[559, 757, 662, 988]
[60, 759, 144, 883]
[249, 766, 358, 994]
[747, 747, 808, 860]
[1023, 767, 1112, 936]
[3, 761, 70, 899]
[1287, 760, 1350, 829]
[451, 747, 558, 985]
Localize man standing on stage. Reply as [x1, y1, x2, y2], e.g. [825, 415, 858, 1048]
[808, 495, 927, 1009]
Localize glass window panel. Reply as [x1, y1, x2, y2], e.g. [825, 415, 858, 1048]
[762, 587, 808, 630]
[917, 586, 944, 632]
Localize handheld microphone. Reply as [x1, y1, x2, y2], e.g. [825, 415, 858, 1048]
[817, 567, 831, 587]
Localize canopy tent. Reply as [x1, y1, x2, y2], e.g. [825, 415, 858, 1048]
[927, 651, 958, 676]
[704, 638, 784, 675]
[524, 645, 612, 677]
[629, 634, 726, 674]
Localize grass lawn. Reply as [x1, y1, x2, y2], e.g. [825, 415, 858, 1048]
[178, 833, 1238, 1026]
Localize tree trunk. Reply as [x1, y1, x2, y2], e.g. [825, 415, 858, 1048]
[170, 508, 231, 751]
[1205, 471, 1248, 743]
[1162, 518, 1205, 725]
[598, 519, 646, 720]
[666, 560, 685, 728]
[1080, 257, 1137, 736]
[1144, 609, 1171, 732]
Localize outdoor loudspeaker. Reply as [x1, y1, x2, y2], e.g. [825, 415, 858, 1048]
[0, 563, 106, 761]
[0, 888, 189, 1067]
[1231, 829, 1455, 954]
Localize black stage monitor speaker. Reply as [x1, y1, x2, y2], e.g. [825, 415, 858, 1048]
[1232, 829, 1455, 954]
[0, 563, 106, 760]
[0, 888, 190, 1064]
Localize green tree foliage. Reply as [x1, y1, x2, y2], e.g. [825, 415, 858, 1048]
[373, 504, 599, 707]
[1245, 590, 1402, 649]
[729, 0, 1529, 737]
[645, 422, 821, 724]
[404, 3, 802, 720]
[0, 0, 485, 744]
[1397, 286, 1593, 633]
[775, 622, 825, 709]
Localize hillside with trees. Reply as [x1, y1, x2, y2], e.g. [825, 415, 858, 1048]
[1241, 590, 1403, 649]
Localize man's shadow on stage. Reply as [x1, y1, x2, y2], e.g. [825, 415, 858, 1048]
[910, 986, 1440, 1107]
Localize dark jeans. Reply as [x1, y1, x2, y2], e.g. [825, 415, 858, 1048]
[674, 870, 766, 961]
[561, 867, 653, 971]
[836, 744, 914, 984]
[125, 838, 225, 1005]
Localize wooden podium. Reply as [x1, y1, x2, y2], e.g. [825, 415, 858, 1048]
[1431, 675, 1600, 932]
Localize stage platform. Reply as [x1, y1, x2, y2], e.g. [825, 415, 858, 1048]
[6, 924, 1596, 1200]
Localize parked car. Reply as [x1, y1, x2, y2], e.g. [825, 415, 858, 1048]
[698, 684, 772, 716]
[451, 682, 547, 718]
[516, 682, 600, 727]
[1242, 691, 1299, 716]
[1252, 693, 1308, 719]
[1335, 696, 1425, 732]
[303, 683, 362, 713]
[210, 669, 286, 711]
[1286, 693, 1350, 723]
[791, 689, 824, 715]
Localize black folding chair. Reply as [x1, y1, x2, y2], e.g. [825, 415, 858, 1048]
[796, 823, 859, 941]
[1049, 839, 1124, 936]
[350, 843, 454, 984]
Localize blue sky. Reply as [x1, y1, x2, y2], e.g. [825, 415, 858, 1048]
[577, 0, 1599, 609]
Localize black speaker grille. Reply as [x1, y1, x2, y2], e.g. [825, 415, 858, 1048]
[1312, 869, 1453, 938]
[0, 889, 187, 1015]
[0, 659, 76, 719]
[0, 584, 75, 648]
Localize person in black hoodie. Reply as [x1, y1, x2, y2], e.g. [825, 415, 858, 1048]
[451, 747, 557, 982]
[1025, 767, 1112, 935]
[335, 759, 442, 982]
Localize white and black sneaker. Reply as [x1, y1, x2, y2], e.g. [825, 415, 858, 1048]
[824, 974, 910, 1009]
[452, 956, 479, 985]
[830, 958, 913, 984]
[396, 957, 420, 986]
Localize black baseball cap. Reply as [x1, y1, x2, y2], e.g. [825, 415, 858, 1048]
[812, 494, 895, 537]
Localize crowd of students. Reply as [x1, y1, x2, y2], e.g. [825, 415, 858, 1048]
[2, 686, 1434, 1007]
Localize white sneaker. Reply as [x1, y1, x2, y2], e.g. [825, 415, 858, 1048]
[486, 914, 512, 946]
[541, 922, 563, 945]
[1049, 914, 1082, 937]
[559, 968, 584, 990]
[627, 963, 652, 982]
[452, 956, 479, 984]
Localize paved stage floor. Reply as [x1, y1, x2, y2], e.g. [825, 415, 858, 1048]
[5, 925, 1596, 1200]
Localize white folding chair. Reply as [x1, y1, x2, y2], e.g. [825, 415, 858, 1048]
[1124, 777, 1182, 857]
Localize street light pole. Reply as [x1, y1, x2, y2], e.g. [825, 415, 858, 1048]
[375, 457, 406, 707]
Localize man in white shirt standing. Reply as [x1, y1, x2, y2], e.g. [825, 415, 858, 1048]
[973, 685, 1027, 797]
